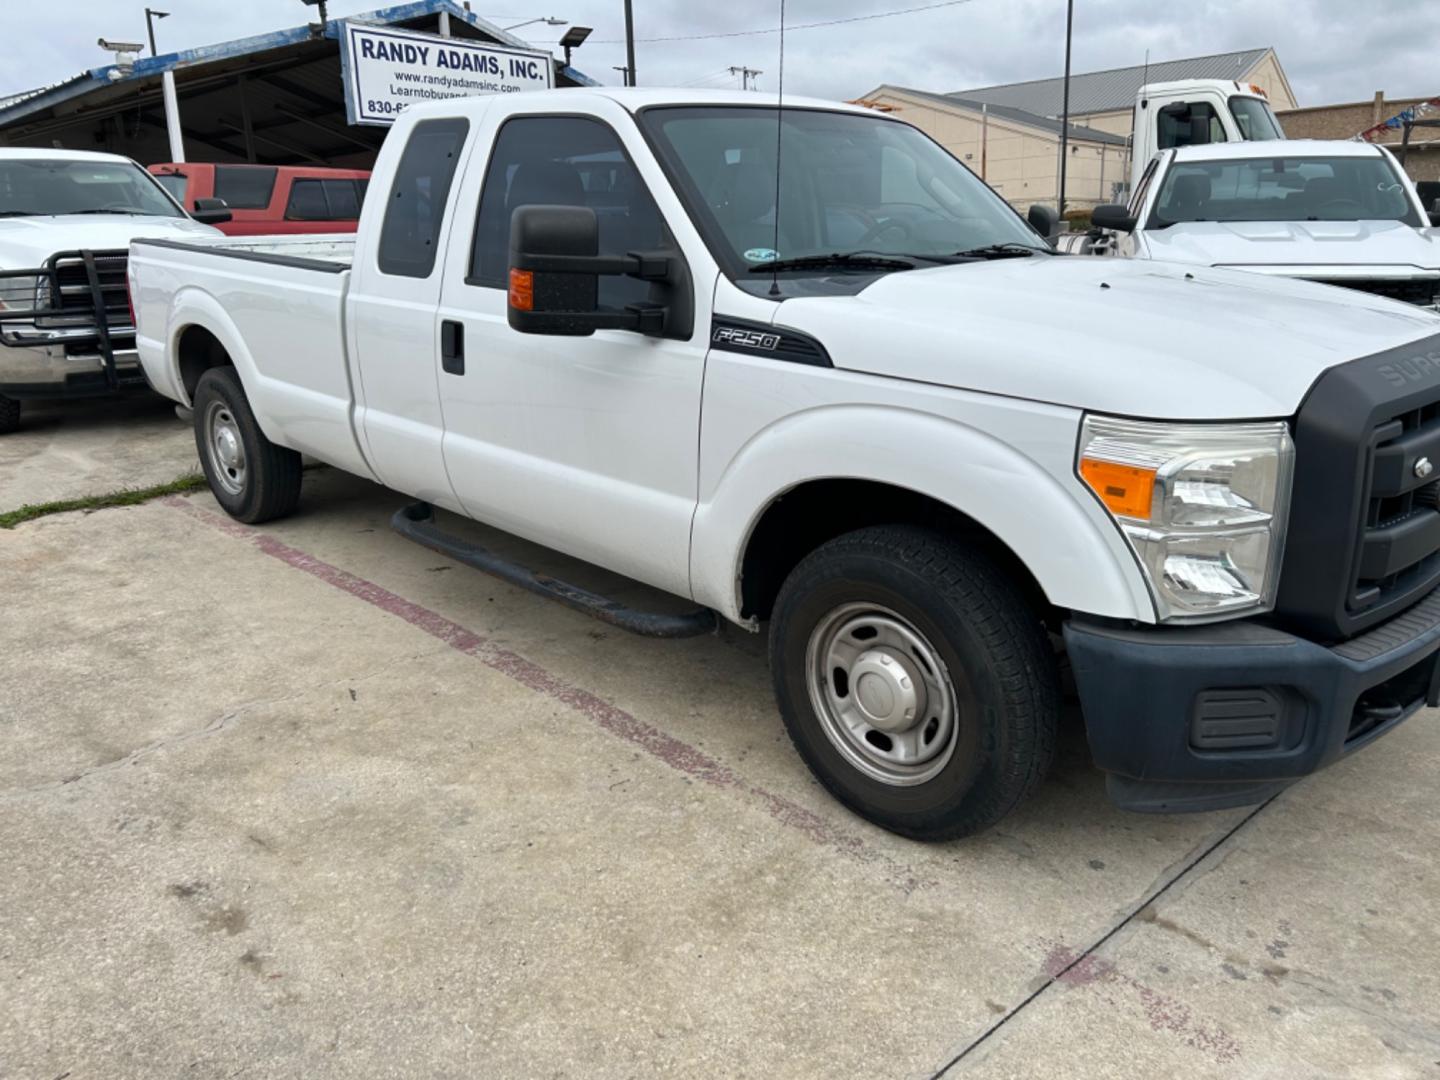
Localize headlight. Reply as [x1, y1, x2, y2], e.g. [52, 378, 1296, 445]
[1078, 416, 1294, 622]
[0, 274, 43, 313]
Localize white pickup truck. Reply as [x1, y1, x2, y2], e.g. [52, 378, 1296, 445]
[1065, 141, 1440, 311]
[0, 148, 227, 433]
[131, 88, 1440, 839]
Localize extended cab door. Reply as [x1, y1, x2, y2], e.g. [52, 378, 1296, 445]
[346, 114, 475, 511]
[433, 101, 712, 597]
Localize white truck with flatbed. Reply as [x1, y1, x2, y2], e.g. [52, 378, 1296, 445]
[0, 148, 227, 433]
[130, 88, 1440, 839]
[1067, 140, 1440, 311]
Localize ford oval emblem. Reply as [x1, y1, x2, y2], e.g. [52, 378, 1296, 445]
[1416, 456, 1434, 479]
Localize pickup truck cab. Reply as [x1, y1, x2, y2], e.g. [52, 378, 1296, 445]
[147, 163, 370, 236]
[0, 148, 224, 433]
[1069, 141, 1440, 311]
[132, 89, 1440, 839]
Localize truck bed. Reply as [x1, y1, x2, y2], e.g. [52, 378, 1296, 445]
[130, 232, 371, 480]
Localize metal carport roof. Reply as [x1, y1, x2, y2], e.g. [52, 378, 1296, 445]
[0, 0, 597, 168]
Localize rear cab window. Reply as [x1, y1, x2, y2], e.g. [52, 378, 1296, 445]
[377, 117, 470, 277]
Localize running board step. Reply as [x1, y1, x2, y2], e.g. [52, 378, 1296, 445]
[391, 502, 718, 639]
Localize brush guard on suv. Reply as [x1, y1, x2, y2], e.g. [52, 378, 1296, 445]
[0, 249, 131, 391]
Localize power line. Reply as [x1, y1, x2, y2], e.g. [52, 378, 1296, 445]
[590, 0, 982, 44]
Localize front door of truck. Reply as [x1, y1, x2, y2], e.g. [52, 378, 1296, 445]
[434, 104, 709, 597]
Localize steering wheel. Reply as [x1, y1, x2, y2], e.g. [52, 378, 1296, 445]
[854, 216, 914, 247]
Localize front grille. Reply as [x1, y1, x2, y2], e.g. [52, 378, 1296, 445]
[1313, 278, 1440, 307]
[1351, 405, 1440, 615]
[46, 250, 131, 324]
[1278, 332, 1440, 640]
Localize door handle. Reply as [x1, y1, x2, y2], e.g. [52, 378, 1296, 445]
[441, 319, 465, 375]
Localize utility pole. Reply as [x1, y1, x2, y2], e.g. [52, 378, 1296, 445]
[623, 0, 637, 87]
[728, 65, 762, 90]
[1056, 0, 1074, 217]
[980, 101, 988, 180]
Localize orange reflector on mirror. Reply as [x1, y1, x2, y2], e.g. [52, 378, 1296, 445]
[509, 269, 534, 311]
[1080, 458, 1156, 520]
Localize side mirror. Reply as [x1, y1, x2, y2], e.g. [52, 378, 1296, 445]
[507, 204, 692, 339]
[1026, 203, 1059, 242]
[191, 197, 232, 225]
[1091, 203, 1138, 233]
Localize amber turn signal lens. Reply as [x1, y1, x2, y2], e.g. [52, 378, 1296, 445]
[1080, 457, 1156, 520]
[508, 268, 534, 312]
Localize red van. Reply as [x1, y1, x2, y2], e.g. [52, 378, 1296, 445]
[147, 163, 370, 235]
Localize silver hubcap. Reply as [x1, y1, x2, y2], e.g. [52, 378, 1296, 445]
[204, 401, 246, 496]
[805, 603, 959, 787]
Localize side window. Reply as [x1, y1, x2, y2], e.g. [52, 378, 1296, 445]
[286, 179, 363, 221]
[1157, 102, 1223, 151]
[378, 117, 469, 278]
[324, 179, 361, 220]
[214, 166, 277, 209]
[285, 179, 329, 220]
[469, 116, 666, 311]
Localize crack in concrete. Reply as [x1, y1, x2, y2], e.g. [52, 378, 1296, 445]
[927, 797, 1280, 1077]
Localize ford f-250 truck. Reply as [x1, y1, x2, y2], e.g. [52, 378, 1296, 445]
[130, 89, 1440, 840]
[0, 148, 226, 433]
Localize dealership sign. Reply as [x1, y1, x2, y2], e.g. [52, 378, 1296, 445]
[339, 22, 553, 126]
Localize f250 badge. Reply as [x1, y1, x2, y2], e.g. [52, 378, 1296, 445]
[713, 326, 781, 350]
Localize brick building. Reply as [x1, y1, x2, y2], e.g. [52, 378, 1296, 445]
[1278, 93, 1440, 187]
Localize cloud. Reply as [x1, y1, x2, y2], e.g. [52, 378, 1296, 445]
[1, 0, 1432, 110]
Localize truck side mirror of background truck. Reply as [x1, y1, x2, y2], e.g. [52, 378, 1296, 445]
[191, 197, 232, 225]
[1091, 204, 1138, 233]
[507, 204, 693, 339]
[1026, 203, 1059, 243]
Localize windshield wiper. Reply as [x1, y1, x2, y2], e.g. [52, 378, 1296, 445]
[0, 210, 39, 218]
[749, 252, 918, 273]
[69, 208, 151, 216]
[949, 242, 1052, 259]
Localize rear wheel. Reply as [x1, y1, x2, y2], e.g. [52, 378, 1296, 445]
[769, 525, 1059, 840]
[192, 366, 301, 523]
[0, 394, 19, 435]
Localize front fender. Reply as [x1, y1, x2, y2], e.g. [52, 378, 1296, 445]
[689, 403, 1154, 625]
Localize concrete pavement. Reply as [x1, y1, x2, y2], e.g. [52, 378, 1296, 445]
[1, 415, 1438, 1078]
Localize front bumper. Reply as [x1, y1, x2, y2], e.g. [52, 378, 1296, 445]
[1065, 587, 1440, 812]
[0, 342, 144, 399]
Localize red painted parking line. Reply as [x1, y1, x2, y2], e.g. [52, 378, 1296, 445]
[163, 496, 934, 892]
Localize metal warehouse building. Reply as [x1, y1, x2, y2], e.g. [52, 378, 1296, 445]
[861, 47, 1297, 211]
[0, 0, 595, 169]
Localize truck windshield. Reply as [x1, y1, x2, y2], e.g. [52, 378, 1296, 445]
[639, 105, 1044, 281]
[0, 158, 184, 219]
[1228, 97, 1284, 141]
[1150, 155, 1421, 227]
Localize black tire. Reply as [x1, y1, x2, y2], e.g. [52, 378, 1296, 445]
[769, 525, 1059, 841]
[192, 366, 302, 524]
[0, 394, 19, 435]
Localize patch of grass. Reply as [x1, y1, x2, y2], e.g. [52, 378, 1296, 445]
[0, 472, 208, 529]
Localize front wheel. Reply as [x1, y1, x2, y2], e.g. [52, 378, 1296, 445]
[0, 394, 19, 435]
[769, 525, 1059, 840]
[192, 366, 302, 523]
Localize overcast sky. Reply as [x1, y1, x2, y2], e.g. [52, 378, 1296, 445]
[1, 0, 1434, 109]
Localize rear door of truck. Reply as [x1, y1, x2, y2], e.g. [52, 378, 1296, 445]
[345, 113, 477, 512]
